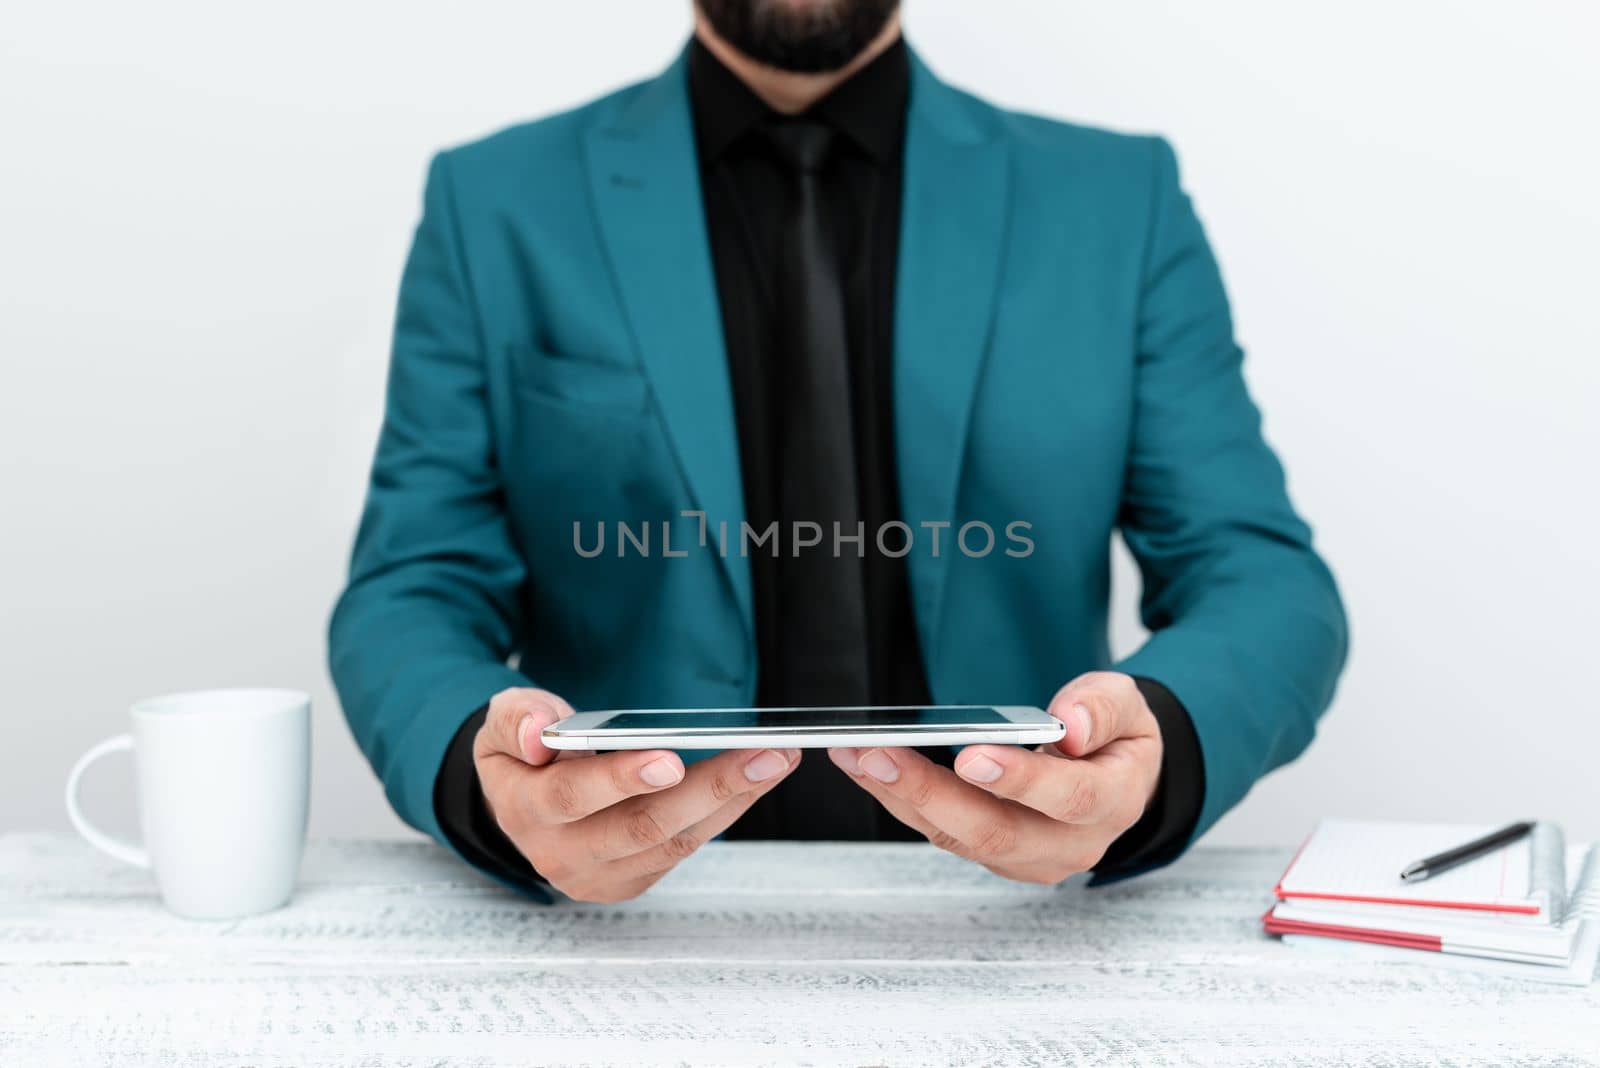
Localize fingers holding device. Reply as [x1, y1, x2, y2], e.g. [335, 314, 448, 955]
[829, 672, 1164, 885]
[472, 688, 801, 903]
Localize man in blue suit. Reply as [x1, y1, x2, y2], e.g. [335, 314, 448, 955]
[330, 0, 1347, 903]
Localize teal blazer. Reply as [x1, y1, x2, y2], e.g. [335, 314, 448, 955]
[330, 47, 1347, 881]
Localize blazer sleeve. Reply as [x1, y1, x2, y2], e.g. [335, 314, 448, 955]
[1112, 138, 1349, 846]
[328, 151, 534, 852]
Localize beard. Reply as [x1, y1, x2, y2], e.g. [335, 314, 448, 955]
[696, 0, 901, 73]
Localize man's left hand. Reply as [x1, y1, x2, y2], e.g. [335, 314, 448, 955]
[829, 672, 1163, 884]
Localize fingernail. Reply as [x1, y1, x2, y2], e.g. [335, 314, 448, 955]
[858, 749, 900, 784]
[517, 716, 536, 759]
[639, 757, 682, 787]
[831, 747, 861, 774]
[1071, 704, 1093, 748]
[958, 754, 1003, 783]
[744, 749, 789, 782]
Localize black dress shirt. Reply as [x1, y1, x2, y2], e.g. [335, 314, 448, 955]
[433, 37, 1204, 889]
[694, 36, 929, 842]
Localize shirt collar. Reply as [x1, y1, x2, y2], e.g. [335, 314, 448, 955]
[688, 36, 910, 164]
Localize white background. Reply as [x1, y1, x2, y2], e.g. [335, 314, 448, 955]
[4, 2, 1597, 850]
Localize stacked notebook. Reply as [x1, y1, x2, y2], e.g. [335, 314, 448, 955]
[1263, 819, 1599, 985]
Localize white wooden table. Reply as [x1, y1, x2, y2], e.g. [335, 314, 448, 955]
[2, 833, 1595, 1066]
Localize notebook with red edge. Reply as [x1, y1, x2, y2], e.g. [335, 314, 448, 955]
[1261, 909, 1441, 952]
[1273, 819, 1566, 917]
[1265, 843, 1600, 983]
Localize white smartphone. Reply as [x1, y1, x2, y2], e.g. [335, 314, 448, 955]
[541, 705, 1064, 751]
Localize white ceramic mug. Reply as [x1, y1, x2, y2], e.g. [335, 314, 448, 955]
[65, 688, 311, 919]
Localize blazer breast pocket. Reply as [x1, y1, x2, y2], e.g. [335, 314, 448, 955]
[506, 344, 652, 417]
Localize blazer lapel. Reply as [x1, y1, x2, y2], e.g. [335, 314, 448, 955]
[582, 53, 754, 637]
[894, 52, 1012, 669]
[579, 48, 1010, 667]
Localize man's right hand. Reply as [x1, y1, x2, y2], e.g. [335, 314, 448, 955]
[473, 687, 800, 902]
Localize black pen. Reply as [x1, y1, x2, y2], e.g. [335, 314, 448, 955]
[1399, 821, 1536, 883]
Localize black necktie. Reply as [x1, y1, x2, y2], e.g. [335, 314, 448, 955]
[760, 118, 875, 838]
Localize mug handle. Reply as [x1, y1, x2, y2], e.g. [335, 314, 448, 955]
[65, 734, 150, 868]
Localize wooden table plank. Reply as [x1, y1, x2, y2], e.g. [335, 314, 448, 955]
[3, 834, 1596, 1066]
